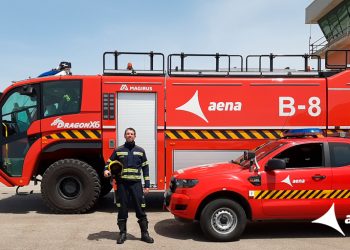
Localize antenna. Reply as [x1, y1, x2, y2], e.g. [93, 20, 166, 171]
[309, 24, 312, 54]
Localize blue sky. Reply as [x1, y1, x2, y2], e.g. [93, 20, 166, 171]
[0, 0, 322, 90]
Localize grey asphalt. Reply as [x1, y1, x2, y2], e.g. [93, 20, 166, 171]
[0, 183, 349, 250]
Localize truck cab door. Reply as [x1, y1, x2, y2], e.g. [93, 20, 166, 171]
[260, 142, 333, 218]
[0, 85, 39, 177]
[327, 142, 350, 218]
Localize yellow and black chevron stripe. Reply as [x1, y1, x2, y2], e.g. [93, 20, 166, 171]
[165, 129, 350, 140]
[165, 130, 284, 140]
[252, 189, 350, 200]
[43, 130, 101, 140]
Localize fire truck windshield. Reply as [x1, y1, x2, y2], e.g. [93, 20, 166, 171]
[1, 90, 37, 133]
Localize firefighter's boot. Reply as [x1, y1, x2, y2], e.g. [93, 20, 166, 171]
[117, 219, 127, 244]
[138, 219, 154, 243]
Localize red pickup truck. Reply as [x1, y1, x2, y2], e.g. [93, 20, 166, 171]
[165, 129, 350, 241]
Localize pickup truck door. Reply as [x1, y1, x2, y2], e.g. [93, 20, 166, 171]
[259, 142, 333, 218]
[328, 142, 350, 218]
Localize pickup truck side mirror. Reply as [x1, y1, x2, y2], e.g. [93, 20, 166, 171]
[244, 150, 255, 160]
[244, 151, 259, 172]
[265, 158, 286, 171]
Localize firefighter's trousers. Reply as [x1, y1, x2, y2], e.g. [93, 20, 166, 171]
[116, 180, 147, 220]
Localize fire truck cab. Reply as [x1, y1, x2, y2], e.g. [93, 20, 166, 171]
[0, 50, 349, 213]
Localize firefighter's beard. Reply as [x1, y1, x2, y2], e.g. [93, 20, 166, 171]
[125, 137, 134, 143]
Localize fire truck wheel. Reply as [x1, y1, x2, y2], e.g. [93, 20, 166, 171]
[200, 199, 247, 241]
[41, 159, 101, 213]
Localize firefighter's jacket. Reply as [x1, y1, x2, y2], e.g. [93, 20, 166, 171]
[106, 142, 150, 188]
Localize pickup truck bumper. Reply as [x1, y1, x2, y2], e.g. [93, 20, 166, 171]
[164, 188, 196, 220]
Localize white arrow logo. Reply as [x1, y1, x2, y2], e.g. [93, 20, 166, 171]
[312, 203, 345, 236]
[120, 84, 128, 91]
[176, 90, 208, 123]
[281, 175, 293, 187]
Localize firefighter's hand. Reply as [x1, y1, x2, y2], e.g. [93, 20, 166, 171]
[143, 188, 150, 194]
[104, 170, 111, 178]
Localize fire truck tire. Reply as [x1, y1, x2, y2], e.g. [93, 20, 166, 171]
[41, 159, 101, 213]
[200, 199, 247, 241]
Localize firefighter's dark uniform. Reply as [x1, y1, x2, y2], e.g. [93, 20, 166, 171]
[106, 141, 153, 244]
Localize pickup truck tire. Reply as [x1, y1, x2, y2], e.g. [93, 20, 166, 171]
[41, 159, 101, 213]
[200, 199, 247, 241]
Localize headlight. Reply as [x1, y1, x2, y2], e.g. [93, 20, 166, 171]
[176, 179, 199, 188]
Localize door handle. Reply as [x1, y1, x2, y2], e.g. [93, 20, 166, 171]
[312, 174, 326, 181]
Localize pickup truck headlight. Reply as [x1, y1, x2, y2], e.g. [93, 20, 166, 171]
[176, 179, 199, 188]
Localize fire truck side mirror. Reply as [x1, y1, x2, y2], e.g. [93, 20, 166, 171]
[19, 85, 35, 96]
[265, 158, 286, 171]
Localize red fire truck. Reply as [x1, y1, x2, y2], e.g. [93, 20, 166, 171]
[0, 50, 349, 213]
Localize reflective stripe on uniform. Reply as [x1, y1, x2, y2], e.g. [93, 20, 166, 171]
[117, 152, 128, 156]
[121, 175, 142, 180]
[144, 176, 150, 181]
[141, 204, 146, 208]
[142, 161, 149, 167]
[122, 168, 139, 173]
[133, 151, 144, 156]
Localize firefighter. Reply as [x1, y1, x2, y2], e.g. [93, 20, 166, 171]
[104, 127, 154, 244]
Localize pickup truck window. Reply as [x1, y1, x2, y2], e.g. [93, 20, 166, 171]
[329, 142, 350, 167]
[273, 143, 324, 169]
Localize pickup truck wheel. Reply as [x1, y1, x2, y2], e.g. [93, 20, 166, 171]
[200, 199, 246, 241]
[41, 159, 101, 213]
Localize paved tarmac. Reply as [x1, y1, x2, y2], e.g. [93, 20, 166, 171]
[0, 183, 349, 250]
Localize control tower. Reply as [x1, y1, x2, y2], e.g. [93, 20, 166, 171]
[306, 0, 350, 65]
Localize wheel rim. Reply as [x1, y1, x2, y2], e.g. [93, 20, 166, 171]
[211, 207, 237, 235]
[57, 176, 82, 199]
